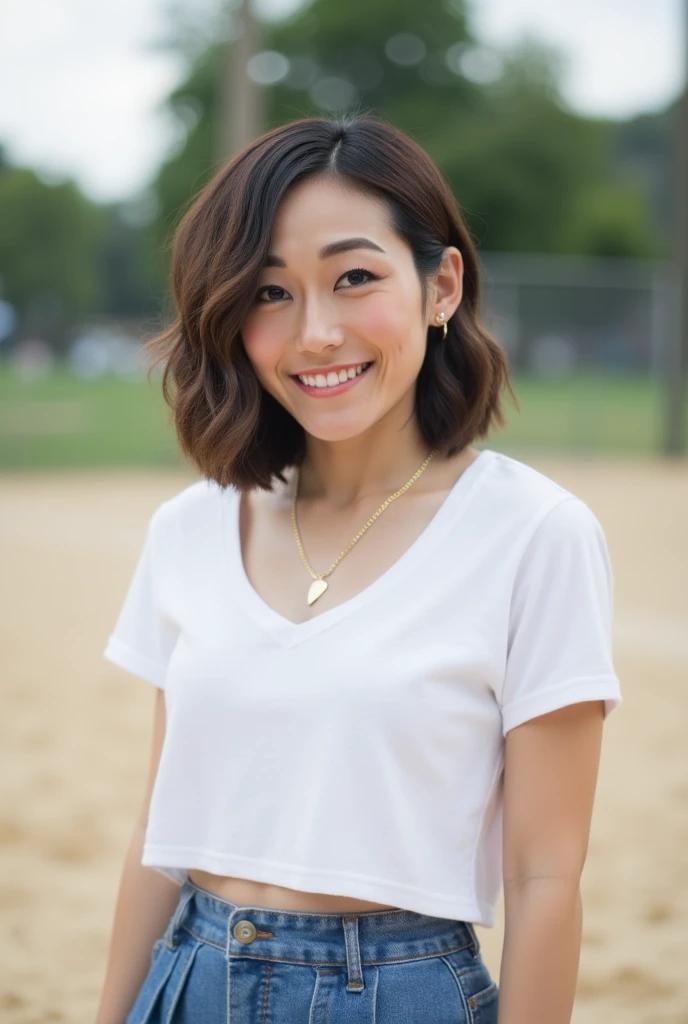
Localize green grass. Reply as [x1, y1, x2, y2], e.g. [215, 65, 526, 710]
[498, 373, 685, 455]
[0, 366, 181, 470]
[0, 364, 685, 471]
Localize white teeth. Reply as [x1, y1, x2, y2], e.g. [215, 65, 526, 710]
[297, 363, 370, 388]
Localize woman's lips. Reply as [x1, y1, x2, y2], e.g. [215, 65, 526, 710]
[290, 363, 373, 397]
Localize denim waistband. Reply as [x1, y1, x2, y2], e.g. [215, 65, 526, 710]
[165, 879, 480, 991]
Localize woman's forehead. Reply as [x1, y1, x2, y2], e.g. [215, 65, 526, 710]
[268, 182, 397, 260]
[275, 178, 388, 228]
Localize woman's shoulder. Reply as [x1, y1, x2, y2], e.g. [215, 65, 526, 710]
[481, 449, 577, 510]
[148, 476, 231, 539]
[475, 449, 603, 545]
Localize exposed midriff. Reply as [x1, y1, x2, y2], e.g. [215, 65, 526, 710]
[187, 869, 399, 912]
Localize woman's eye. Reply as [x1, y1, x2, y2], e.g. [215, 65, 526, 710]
[337, 268, 378, 288]
[255, 268, 378, 304]
[255, 285, 287, 304]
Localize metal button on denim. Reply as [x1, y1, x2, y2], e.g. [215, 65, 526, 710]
[233, 920, 257, 944]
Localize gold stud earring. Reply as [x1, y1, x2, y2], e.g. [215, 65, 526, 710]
[435, 311, 448, 340]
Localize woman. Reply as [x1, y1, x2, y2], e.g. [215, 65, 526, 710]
[96, 114, 622, 1024]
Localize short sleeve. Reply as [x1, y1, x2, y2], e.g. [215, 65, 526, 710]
[500, 496, 622, 735]
[103, 504, 180, 688]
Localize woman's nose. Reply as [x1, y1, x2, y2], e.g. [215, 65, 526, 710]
[294, 302, 343, 353]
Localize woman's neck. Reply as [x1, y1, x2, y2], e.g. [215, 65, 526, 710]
[296, 421, 436, 507]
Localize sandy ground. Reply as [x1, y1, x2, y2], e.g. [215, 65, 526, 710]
[1, 455, 686, 1023]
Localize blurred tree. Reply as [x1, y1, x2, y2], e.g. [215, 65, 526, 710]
[0, 0, 667, 351]
[97, 204, 161, 320]
[148, 47, 220, 299]
[147, 0, 662, 287]
[0, 167, 161, 354]
[613, 105, 672, 249]
[562, 182, 663, 258]
[448, 46, 663, 256]
[0, 169, 103, 353]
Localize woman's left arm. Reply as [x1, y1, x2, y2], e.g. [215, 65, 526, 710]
[498, 698, 606, 1024]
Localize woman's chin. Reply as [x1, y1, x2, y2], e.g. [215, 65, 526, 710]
[296, 411, 379, 444]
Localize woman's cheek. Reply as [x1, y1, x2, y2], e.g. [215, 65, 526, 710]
[241, 319, 284, 373]
[351, 294, 410, 341]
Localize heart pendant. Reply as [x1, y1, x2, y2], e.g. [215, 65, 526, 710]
[307, 579, 328, 606]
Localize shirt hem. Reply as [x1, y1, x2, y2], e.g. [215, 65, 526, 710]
[103, 636, 166, 688]
[501, 675, 622, 735]
[141, 845, 496, 927]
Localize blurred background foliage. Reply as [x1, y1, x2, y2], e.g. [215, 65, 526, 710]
[0, 0, 671, 349]
[152, 0, 667, 282]
[0, 0, 682, 466]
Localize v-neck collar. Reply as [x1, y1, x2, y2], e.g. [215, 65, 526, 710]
[220, 448, 497, 648]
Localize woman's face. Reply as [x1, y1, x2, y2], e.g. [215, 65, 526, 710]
[240, 176, 462, 444]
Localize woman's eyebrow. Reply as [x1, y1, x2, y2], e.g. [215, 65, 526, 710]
[264, 237, 386, 268]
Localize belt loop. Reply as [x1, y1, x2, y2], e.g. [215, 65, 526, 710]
[166, 884, 195, 949]
[465, 920, 481, 958]
[342, 916, 365, 992]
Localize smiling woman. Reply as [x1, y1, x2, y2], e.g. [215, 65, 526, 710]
[97, 114, 622, 1024]
[140, 114, 513, 490]
[238, 173, 477, 450]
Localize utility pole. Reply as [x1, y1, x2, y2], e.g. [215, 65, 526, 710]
[216, 0, 265, 166]
[665, 0, 687, 454]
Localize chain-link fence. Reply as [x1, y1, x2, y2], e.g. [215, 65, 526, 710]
[478, 251, 680, 377]
[476, 251, 684, 454]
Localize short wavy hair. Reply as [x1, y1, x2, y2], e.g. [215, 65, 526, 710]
[144, 113, 515, 491]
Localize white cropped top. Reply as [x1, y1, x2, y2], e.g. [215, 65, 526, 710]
[103, 449, 622, 926]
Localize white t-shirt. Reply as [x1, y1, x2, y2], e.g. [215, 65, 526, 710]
[103, 449, 622, 926]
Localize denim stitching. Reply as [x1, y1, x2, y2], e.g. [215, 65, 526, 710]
[164, 941, 199, 1024]
[308, 971, 326, 1024]
[467, 981, 499, 1011]
[439, 955, 474, 1024]
[464, 921, 481, 958]
[135, 945, 180, 1024]
[259, 963, 273, 1024]
[181, 922, 224, 951]
[226, 938, 231, 1024]
[343, 916, 365, 991]
[218, 941, 471, 967]
[166, 887, 195, 949]
[180, 920, 470, 966]
[371, 965, 379, 1024]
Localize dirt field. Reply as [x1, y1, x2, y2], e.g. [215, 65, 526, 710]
[1, 455, 686, 1023]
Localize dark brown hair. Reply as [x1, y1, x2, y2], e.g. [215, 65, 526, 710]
[144, 112, 516, 491]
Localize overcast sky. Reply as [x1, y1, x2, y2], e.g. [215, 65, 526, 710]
[0, 0, 684, 203]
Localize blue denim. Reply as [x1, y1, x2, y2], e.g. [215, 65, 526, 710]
[126, 878, 499, 1023]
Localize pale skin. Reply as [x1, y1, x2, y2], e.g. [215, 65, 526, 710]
[97, 175, 606, 1023]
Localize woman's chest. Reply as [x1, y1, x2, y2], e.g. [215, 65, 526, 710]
[160, 473, 514, 713]
[164, 562, 505, 728]
[237, 483, 466, 627]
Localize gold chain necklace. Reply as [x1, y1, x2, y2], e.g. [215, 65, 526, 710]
[291, 449, 437, 606]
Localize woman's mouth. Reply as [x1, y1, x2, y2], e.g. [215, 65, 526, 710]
[290, 362, 373, 397]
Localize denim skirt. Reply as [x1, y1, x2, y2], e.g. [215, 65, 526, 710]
[126, 878, 499, 1024]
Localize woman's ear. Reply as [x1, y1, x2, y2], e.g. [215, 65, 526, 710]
[428, 247, 464, 326]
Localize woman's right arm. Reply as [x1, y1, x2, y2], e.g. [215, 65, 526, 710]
[95, 689, 181, 1024]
